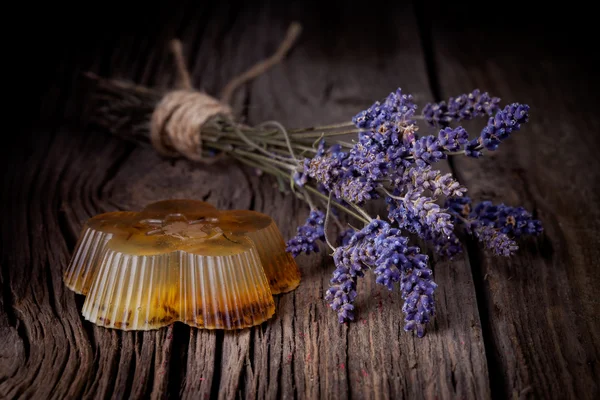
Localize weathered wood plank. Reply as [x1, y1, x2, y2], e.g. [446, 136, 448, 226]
[237, 4, 491, 399]
[1, 7, 191, 400]
[430, 8, 600, 399]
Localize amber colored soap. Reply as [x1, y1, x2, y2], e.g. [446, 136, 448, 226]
[63, 200, 301, 330]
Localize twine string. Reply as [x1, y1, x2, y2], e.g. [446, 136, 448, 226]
[149, 22, 302, 163]
[170, 39, 193, 90]
[150, 91, 232, 161]
[219, 22, 302, 104]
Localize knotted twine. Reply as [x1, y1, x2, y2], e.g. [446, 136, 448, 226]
[149, 23, 302, 164]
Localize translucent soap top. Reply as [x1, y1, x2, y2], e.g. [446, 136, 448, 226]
[84, 199, 276, 257]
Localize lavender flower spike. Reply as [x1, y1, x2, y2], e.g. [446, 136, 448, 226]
[401, 247, 437, 337]
[474, 225, 518, 257]
[423, 89, 501, 127]
[471, 200, 543, 237]
[406, 166, 467, 199]
[286, 210, 326, 257]
[445, 196, 542, 256]
[437, 126, 469, 152]
[326, 219, 438, 336]
[325, 247, 359, 323]
[338, 228, 355, 246]
[478, 103, 530, 151]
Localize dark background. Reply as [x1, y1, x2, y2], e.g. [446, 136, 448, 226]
[12, 0, 599, 129]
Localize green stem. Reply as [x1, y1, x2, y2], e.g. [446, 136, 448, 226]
[302, 185, 369, 224]
[330, 208, 345, 230]
[223, 151, 370, 227]
[210, 128, 353, 155]
[301, 188, 317, 210]
[230, 155, 292, 189]
[289, 121, 355, 132]
[213, 136, 316, 155]
[289, 129, 360, 138]
[348, 201, 373, 222]
[234, 149, 296, 170]
[256, 121, 356, 136]
[254, 137, 316, 152]
[228, 151, 370, 225]
[226, 116, 299, 165]
[381, 187, 403, 200]
[323, 192, 335, 251]
[335, 140, 355, 148]
[293, 137, 355, 151]
[258, 120, 298, 162]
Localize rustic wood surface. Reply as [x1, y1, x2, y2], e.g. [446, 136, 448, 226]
[2, 1, 598, 399]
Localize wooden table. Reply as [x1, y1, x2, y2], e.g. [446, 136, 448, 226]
[2, 1, 599, 399]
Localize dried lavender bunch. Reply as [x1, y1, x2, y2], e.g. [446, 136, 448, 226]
[195, 88, 541, 337]
[90, 80, 542, 337]
[219, 88, 541, 337]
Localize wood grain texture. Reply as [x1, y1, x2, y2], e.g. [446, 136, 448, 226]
[1, 0, 597, 399]
[429, 6, 600, 399]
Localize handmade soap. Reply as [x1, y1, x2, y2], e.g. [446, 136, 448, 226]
[63, 200, 301, 330]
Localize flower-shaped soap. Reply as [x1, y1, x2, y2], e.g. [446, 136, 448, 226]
[63, 200, 301, 330]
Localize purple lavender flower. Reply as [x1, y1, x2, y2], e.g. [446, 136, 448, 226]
[350, 139, 411, 185]
[405, 166, 467, 199]
[349, 88, 469, 189]
[293, 170, 307, 187]
[214, 84, 541, 336]
[423, 90, 501, 127]
[422, 101, 449, 127]
[352, 88, 417, 130]
[384, 88, 418, 127]
[338, 228, 355, 246]
[478, 103, 530, 151]
[349, 123, 411, 184]
[386, 166, 465, 251]
[335, 175, 378, 204]
[352, 104, 386, 130]
[400, 248, 436, 337]
[305, 141, 379, 205]
[471, 201, 543, 237]
[325, 221, 385, 323]
[474, 225, 518, 256]
[286, 210, 326, 257]
[429, 230, 462, 259]
[464, 139, 483, 158]
[445, 196, 542, 256]
[325, 247, 359, 323]
[304, 144, 349, 190]
[445, 195, 472, 217]
[363, 221, 438, 337]
[386, 196, 462, 259]
[437, 126, 469, 152]
[325, 219, 437, 336]
[410, 135, 446, 167]
[350, 89, 417, 179]
[387, 192, 454, 237]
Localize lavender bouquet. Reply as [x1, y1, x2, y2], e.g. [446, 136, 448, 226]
[88, 36, 542, 337]
[279, 89, 542, 337]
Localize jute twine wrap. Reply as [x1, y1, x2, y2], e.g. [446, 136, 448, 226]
[150, 91, 231, 161]
[149, 22, 302, 163]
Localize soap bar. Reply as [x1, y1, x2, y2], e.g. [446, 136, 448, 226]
[63, 200, 301, 330]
